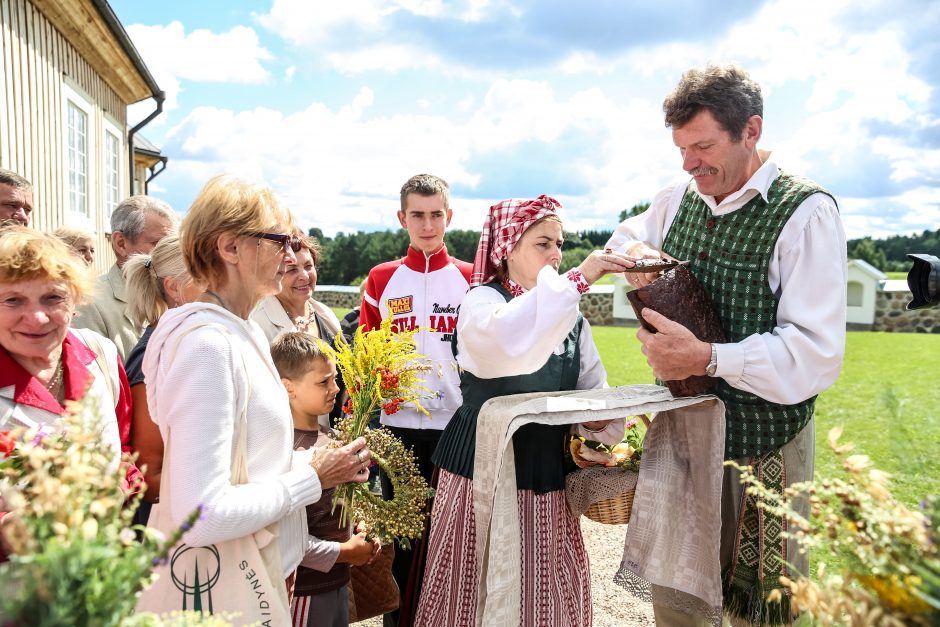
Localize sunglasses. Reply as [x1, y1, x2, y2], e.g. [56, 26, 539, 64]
[250, 232, 302, 254]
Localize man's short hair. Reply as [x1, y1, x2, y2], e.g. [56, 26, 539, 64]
[270, 331, 331, 381]
[400, 174, 450, 212]
[663, 63, 763, 141]
[0, 168, 31, 190]
[110, 195, 178, 241]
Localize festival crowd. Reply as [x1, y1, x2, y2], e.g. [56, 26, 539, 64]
[0, 63, 846, 626]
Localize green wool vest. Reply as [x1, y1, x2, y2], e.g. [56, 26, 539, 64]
[662, 171, 834, 459]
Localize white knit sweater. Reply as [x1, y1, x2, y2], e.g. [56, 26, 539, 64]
[142, 302, 322, 577]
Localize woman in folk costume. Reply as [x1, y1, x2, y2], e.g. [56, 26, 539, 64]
[414, 195, 634, 626]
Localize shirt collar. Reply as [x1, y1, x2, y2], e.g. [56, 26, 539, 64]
[403, 244, 451, 272]
[691, 159, 779, 210]
[0, 331, 96, 415]
[501, 277, 526, 297]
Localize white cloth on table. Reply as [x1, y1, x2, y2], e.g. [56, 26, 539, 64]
[471, 384, 725, 627]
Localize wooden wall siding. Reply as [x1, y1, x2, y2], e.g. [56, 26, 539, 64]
[0, 0, 129, 272]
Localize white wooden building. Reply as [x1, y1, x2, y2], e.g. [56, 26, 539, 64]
[0, 0, 164, 272]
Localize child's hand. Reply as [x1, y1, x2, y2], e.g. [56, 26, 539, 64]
[338, 531, 380, 566]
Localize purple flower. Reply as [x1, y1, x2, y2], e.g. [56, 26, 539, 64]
[31, 426, 51, 446]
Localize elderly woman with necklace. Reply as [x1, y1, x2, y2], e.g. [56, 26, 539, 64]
[414, 196, 634, 627]
[140, 176, 371, 605]
[0, 226, 132, 458]
[0, 226, 138, 559]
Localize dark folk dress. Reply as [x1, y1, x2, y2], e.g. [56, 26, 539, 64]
[415, 283, 592, 627]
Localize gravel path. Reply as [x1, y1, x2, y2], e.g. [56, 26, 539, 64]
[360, 517, 655, 626]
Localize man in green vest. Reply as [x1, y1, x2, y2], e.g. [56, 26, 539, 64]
[608, 63, 847, 625]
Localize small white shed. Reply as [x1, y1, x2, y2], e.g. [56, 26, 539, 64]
[610, 275, 639, 324]
[846, 259, 886, 327]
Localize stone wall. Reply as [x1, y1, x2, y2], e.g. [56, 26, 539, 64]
[872, 290, 940, 333]
[314, 286, 361, 310]
[580, 291, 614, 326]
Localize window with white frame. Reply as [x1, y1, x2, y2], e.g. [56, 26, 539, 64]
[104, 127, 121, 216]
[66, 100, 89, 216]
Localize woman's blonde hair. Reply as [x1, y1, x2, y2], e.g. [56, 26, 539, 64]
[53, 225, 94, 248]
[0, 225, 93, 302]
[181, 175, 295, 286]
[124, 234, 192, 327]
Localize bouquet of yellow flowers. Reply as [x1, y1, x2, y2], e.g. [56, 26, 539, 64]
[317, 316, 434, 548]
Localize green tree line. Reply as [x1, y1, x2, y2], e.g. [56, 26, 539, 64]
[311, 214, 938, 284]
[848, 228, 940, 272]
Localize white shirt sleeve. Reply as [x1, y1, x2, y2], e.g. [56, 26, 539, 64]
[569, 319, 625, 445]
[714, 194, 847, 404]
[574, 318, 606, 391]
[301, 535, 341, 572]
[455, 265, 583, 379]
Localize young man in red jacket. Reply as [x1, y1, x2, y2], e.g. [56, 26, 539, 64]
[361, 173, 472, 626]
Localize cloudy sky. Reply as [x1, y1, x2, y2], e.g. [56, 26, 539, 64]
[111, 0, 940, 240]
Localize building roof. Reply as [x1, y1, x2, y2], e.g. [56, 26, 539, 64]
[33, 0, 162, 104]
[848, 258, 887, 280]
[132, 133, 163, 168]
[132, 134, 162, 156]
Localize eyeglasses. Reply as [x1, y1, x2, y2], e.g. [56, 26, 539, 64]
[250, 232, 302, 254]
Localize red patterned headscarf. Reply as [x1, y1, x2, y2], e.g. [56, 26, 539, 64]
[470, 195, 562, 287]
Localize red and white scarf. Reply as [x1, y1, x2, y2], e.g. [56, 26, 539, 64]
[470, 195, 562, 287]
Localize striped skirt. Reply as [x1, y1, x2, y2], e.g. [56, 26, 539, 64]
[414, 470, 592, 626]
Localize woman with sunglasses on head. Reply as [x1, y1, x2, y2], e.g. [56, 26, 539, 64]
[414, 196, 634, 627]
[139, 176, 372, 608]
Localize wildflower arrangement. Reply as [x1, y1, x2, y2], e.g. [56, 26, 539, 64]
[730, 426, 939, 626]
[317, 315, 434, 548]
[0, 397, 202, 626]
[569, 415, 645, 472]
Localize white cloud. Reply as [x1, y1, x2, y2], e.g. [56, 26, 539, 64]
[285, 66, 297, 82]
[257, 0, 394, 46]
[326, 44, 443, 74]
[161, 78, 685, 236]
[148, 0, 939, 239]
[126, 21, 273, 123]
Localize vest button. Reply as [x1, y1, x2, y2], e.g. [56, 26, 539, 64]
[706, 218, 716, 229]
[698, 251, 708, 261]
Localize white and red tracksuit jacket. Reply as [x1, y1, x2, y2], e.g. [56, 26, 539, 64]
[361, 245, 472, 430]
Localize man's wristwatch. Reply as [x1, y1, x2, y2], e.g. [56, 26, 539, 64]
[705, 343, 718, 377]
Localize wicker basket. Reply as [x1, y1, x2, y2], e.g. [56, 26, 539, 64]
[583, 482, 636, 525]
[580, 414, 649, 525]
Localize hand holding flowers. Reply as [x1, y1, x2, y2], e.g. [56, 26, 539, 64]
[317, 316, 434, 548]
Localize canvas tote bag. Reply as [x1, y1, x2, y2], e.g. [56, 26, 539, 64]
[135, 322, 290, 626]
